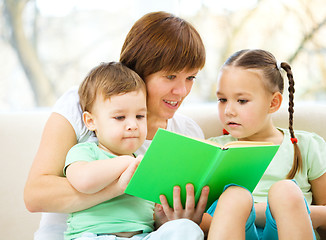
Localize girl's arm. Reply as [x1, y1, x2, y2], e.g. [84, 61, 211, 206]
[66, 155, 141, 194]
[310, 172, 326, 236]
[24, 113, 126, 213]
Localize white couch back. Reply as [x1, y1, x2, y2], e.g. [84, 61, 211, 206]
[180, 102, 326, 140]
[1, 101, 325, 240]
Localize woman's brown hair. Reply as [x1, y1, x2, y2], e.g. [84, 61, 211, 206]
[120, 11, 206, 79]
[223, 49, 302, 179]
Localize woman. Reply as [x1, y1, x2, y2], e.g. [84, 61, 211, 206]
[24, 11, 209, 239]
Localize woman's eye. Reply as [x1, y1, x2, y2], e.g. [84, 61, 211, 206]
[187, 76, 196, 81]
[166, 75, 176, 80]
[218, 98, 227, 103]
[114, 116, 125, 120]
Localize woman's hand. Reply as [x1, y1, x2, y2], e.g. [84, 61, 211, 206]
[154, 183, 209, 228]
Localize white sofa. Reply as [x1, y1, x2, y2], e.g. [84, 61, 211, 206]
[2, 101, 326, 240]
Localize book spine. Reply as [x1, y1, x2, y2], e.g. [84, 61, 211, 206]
[194, 150, 225, 202]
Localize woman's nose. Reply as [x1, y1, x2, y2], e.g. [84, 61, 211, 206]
[172, 81, 188, 96]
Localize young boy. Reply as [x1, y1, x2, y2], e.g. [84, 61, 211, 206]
[63, 62, 152, 239]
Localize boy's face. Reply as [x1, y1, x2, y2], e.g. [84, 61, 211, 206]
[86, 89, 147, 156]
[216, 66, 276, 141]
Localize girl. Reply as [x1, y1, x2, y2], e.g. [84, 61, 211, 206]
[201, 49, 326, 239]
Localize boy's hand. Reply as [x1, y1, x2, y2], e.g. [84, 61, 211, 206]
[118, 155, 142, 191]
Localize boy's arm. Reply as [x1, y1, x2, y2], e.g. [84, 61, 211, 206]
[66, 155, 141, 194]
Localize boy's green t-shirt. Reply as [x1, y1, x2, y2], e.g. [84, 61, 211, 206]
[209, 128, 326, 204]
[64, 142, 154, 240]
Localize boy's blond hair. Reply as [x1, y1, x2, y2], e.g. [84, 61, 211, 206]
[78, 62, 146, 113]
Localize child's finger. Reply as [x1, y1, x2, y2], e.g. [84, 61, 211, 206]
[127, 158, 140, 174]
[119, 158, 140, 190]
[135, 155, 143, 162]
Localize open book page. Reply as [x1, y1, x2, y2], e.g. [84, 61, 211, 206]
[176, 131, 274, 149]
[223, 141, 274, 149]
[186, 134, 274, 149]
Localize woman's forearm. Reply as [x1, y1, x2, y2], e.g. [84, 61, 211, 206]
[24, 174, 122, 213]
[24, 113, 124, 213]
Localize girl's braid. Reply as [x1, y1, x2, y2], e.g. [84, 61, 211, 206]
[280, 62, 302, 179]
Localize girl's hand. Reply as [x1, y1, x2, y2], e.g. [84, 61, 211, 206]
[155, 183, 209, 228]
[117, 155, 142, 192]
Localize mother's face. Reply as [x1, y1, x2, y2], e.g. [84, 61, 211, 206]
[144, 68, 199, 121]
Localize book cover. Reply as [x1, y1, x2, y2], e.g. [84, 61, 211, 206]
[125, 128, 279, 209]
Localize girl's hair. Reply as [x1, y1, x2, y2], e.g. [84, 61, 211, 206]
[223, 49, 302, 179]
[78, 62, 146, 113]
[120, 11, 206, 79]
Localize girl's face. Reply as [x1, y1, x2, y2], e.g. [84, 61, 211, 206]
[216, 66, 278, 141]
[144, 68, 198, 123]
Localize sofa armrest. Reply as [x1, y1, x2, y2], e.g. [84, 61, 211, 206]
[1, 110, 50, 239]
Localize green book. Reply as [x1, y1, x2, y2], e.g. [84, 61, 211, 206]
[125, 128, 279, 209]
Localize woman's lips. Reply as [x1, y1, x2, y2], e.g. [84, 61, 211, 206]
[163, 99, 179, 107]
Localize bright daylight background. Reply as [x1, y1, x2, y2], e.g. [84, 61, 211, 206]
[1, 0, 326, 110]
